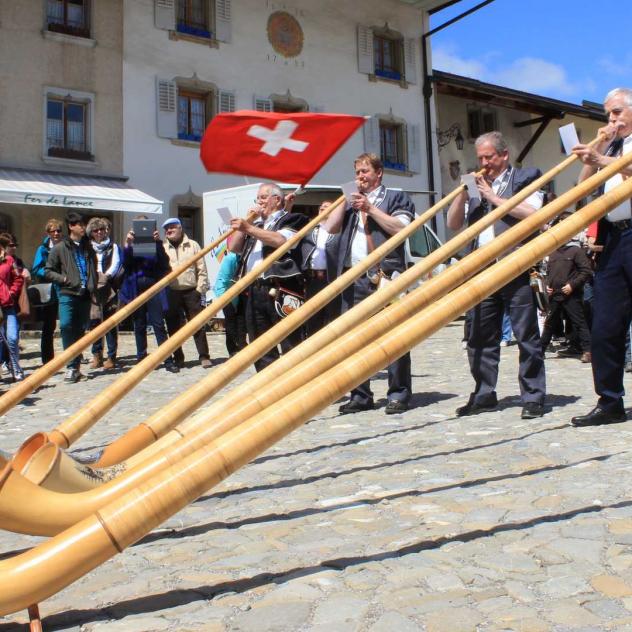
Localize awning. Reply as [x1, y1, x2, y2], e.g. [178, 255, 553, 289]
[0, 168, 163, 214]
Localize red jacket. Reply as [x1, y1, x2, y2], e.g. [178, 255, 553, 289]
[0, 255, 24, 308]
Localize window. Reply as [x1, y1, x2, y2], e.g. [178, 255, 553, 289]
[254, 93, 309, 113]
[357, 26, 417, 86]
[177, 90, 209, 142]
[177, 0, 211, 38]
[154, 0, 232, 44]
[47, 0, 90, 38]
[46, 97, 92, 160]
[373, 33, 403, 81]
[467, 105, 497, 139]
[409, 225, 441, 258]
[156, 77, 234, 142]
[380, 121, 406, 172]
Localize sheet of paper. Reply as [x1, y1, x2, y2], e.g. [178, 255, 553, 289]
[559, 123, 580, 155]
[341, 180, 358, 204]
[217, 206, 233, 225]
[460, 173, 479, 199]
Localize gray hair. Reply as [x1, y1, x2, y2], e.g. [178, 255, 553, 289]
[260, 182, 285, 206]
[605, 88, 632, 107]
[86, 216, 109, 237]
[475, 131, 508, 154]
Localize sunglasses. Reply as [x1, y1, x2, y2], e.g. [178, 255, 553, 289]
[8, 243, 17, 248]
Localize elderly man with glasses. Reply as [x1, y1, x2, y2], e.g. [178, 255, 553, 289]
[229, 182, 308, 372]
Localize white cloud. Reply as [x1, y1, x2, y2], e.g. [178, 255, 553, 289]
[597, 54, 632, 78]
[432, 45, 579, 99]
[431, 45, 486, 79]
[493, 57, 578, 97]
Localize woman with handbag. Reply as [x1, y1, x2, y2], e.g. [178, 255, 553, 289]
[31, 219, 63, 364]
[0, 235, 25, 381]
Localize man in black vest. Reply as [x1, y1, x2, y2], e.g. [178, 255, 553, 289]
[229, 183, 308, 372]
[570, 87, 632, 427]
[326, 153, 415, 415]
[447, 131, 546, 419]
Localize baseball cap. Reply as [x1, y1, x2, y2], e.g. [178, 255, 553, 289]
[162, 217, 182, 229]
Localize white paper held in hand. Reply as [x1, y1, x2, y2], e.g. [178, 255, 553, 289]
[217, 206, 233, 225]
[460, 174, 479, 200]
[559, 123, 580, 156]
[341, 181, 358, 204]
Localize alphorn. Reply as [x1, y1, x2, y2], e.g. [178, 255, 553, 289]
[44, 196, 344, 449]
[5, 148, 629, 529]
[1, 176, 631, 619]
[90, 172, 485, 467]
[91, 139, 601, 469]
[0, 220, 245, 416]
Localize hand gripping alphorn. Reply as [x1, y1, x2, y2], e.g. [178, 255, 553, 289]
[44, 197, 344, 449]
[0, 221, 247, 416]
[1, 174, 632, 620]
[4, 146, 629, 535]
[88, 138, 599, 470]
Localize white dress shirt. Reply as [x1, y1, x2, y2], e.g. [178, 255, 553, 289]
[605, 134, 632, 222]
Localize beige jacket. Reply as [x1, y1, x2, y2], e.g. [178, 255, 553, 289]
[163, 234, 209, 294]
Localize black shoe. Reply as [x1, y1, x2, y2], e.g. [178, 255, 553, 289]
[165, 363, 180, 374]
[455, 399, 497, 417]
[385, 400, 408, 415]
[339, 399, 374, 414]
[557, 346, 581, 358]
[521, 402, 545, 419]
[175, 358, 185, 369]
[571, 406, 626, 427]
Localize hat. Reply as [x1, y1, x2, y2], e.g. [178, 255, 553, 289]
[162, 217, 182, 229]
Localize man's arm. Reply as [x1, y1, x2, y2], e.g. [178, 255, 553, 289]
[229, 218, 286, 248]
[574, 123, 632, 182]
[350, 193, 407, 236]
[475, 175, 542, 219]
[44, 245, 66, 285]
[446, 189, 468, 231]
[323, 202, 347, 234]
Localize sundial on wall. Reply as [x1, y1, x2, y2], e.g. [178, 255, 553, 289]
[266, 10, 305, 66]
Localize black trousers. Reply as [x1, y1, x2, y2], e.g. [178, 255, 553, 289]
[592, 227, 632, 412]
[38, 301, 58, 364]
[223, 297, 247, 357]
[165, 288, 210, 364]
[245, 281, 303, 372]
[541, 295, 591, 352]
[341, 275, 411, 405]
[304, 272, 341, 338]
[466, 272, 546, 406]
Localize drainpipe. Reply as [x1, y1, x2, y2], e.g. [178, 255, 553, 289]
[422, 0, 496, 214]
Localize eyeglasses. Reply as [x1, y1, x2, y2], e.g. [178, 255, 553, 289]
[48, 229, 62, 234]
[92, 227, 106, 233]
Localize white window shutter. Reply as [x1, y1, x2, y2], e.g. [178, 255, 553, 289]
[215, 0, 232, 43]
[156, 77, 178, 139]
[254, 95, 273, 112]
[154, 0, 175, 31]
[363, 115, 380, 155]
[404, 38, 417, 85]
[217, 89, 236, 113]
[357, 25, 374, 75]
[407, 123, 421, 173]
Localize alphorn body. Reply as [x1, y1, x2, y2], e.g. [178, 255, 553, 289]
[82, 144, 587, 469]
[91, 174, 480, 467]
[101, 141, 602, 469]
[5, 149, 630, 535]
[1, 175, 631, 618]
[45, 196, 344, 449]
[0, 221, 244, 417]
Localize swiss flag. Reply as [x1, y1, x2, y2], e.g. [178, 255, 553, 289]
[200, 110, 366, 186]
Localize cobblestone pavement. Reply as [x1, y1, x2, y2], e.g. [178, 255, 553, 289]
[1, 322, 632, 632]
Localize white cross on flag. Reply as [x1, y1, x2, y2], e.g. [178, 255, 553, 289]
[200, 110, 365, 185]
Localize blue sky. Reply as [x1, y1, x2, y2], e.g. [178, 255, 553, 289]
[429, 0, 631, 106]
